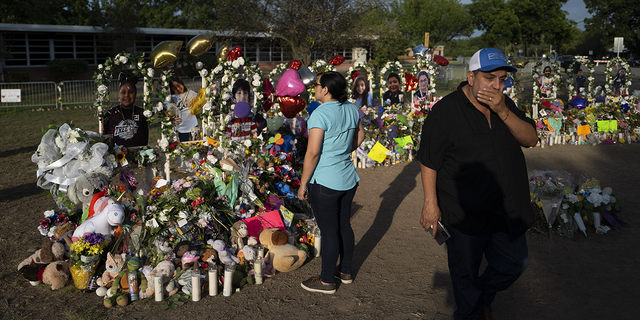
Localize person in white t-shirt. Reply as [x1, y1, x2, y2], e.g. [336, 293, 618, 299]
[165, 76, 198, 141]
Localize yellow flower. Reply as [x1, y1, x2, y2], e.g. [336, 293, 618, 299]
[116, 152, 126, 163]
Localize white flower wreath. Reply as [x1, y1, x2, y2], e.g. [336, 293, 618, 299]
[379, 61, 406, 100]
[567, 57, 596, 100]
[93, 52, 167, 128]
[605, 58, 632, 98]
[346, 61, 376, 98]
[532, 57, 562, 107]
[410, 57, 438, 98]
[205, 57, 265, 137]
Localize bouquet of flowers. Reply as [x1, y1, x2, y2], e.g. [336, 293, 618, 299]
[69, 233, 110, 289]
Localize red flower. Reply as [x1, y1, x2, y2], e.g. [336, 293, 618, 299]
[57, 214, 69, 225]
[39, 218, 51, 229]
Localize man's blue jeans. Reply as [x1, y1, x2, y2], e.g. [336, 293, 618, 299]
[308, 182, 358, 284]
[446, 226, 529, 320]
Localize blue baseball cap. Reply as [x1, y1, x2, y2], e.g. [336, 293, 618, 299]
[469, 48, 517, 73]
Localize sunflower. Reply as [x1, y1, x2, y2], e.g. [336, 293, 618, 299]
[115, 152, 126, 163]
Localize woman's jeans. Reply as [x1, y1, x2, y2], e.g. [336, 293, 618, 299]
[308, 182, 358, 284]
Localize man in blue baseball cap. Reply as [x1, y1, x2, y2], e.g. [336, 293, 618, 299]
[417, 48, 538, 320]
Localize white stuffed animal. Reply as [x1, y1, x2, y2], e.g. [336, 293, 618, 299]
[72, 199, 124, 242]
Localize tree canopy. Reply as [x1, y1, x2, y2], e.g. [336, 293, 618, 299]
[584, 0, 640, 53]
[467, 0, 576, 55]
[394, 0, 474, 45]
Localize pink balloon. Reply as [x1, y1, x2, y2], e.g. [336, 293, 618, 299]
[276, 69, 305, 97]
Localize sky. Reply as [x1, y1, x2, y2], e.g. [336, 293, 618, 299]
[459, 0, 592, 36]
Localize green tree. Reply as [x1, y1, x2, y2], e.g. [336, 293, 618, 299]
[584, 0, 640, 53]
[394, 0, 474, 46]
[467, 0, 575, 56]
[1, 0, 99, 25]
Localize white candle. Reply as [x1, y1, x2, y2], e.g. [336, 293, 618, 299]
[192, 270, 201, 301]
[223, 265, 233, 297]
[254, 259, 263, 285]
[154, 275, 163, 302]
[208, 264, 218, 296]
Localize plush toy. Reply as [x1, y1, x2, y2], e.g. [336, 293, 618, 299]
[17, 241, 66, 270]
[145, 261, 179, 298]
[67, 166, 113, 221]
[19, 260, 70, 290]
[104, 257, 148, 308]
[230, 221, 249, 252]
[209, 239, 240, 266]
[177, 267, 204, 295]
[259, 228, 307, 273]
[139, 265, 154, 299]
[95, 252, 126, 296]
[72, 198, 124, 242]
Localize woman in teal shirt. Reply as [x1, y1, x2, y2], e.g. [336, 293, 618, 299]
[298, 71, 365, 294]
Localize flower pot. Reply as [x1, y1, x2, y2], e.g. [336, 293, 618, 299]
[70, 255, 100, 290]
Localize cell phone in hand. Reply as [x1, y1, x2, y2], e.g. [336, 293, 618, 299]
[429, 221, 451, 245]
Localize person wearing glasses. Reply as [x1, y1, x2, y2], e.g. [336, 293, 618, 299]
[413, 70, 431, 104]
[298, 71, 365, 294]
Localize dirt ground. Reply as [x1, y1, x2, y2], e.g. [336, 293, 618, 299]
[1, 141, 638, 320]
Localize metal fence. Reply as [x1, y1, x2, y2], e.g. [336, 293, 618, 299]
[0, 82, 58, 109]
[0, 76, 204, 109]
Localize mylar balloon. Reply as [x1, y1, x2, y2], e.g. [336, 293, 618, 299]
[276, 69, 305, 97]
[290, 116, 308, 137]
[187, 33, 214, 56]
[266, 117, 283, 131]
[329, 55, 345, 66]
[228, 46, 243, 61]
[433, 55, 449, 66]
[404, 71, 418, 92]
[413, 44, 429, 57]
[512, 57, 530, 68]
[217, 46, 229, 63]
[278, 96, 306, 118]
[189, 88, 206, 115]
[307, 100, 321, 115]
[297, 67, 316, 87]
[262, 78, 276, 112]
[281, 135, 295, 152]
[569, 97, 587, 110]
[234, 101, 251, 118]
[287, 60, 302, 70]
[150, 41, 183, 68]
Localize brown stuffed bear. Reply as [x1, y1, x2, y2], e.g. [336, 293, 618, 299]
[259, 228, 307, 273]
[17, 241, 65, 270]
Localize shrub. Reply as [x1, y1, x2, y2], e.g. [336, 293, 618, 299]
[47, 59, 89, 81]
[10, 72, 30, 82]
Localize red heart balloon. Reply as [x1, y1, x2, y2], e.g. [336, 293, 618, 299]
[227, 46, 243, 61]
[329, 55, 345, 66]
[262, 78, 275, 112]
[287, 60, 302, 70]
[278, 96, 306, 118]
[433, 55, 449, 66]
[404, 71, 418, 92]
[351, 70, 361, 81]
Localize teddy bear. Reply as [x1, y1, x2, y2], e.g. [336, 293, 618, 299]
[230, 221, 249, 252]
[209, 239, 240, 266]
[95, 252, 126, 297]
[72, 198, 124, 242]
[19, 260, 70, 290]
[104, 257, 148, 308]
[67, 166, 113, 222]
[144, 261, 179, 298]
[17, 241, 66, 271]
[259, 228, 307, 273]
